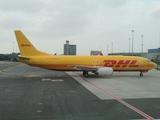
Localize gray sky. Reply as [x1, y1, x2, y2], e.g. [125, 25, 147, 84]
[0, 0, 160, 55]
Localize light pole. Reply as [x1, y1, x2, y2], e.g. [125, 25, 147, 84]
[141, 35, 144, 53]
[129, 38, 130, 54]
[12, 42, 15, 53]
[107, 45, 108, 55]
[66, 40, 69, 55]
[131, 30, 134, 54]
[16, 46, 17, 53]
[111, 43, 113, 53]
[159, 32, 160, 48]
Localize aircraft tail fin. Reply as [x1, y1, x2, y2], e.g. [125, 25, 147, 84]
[14, 30, 49, 56]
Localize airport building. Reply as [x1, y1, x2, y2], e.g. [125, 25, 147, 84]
[108, 48, 160, 62]
[148, 48, 160, 53]
[63, 41, 76, 55]
[0, 54, 5, 61]
[90, 51, 103, 56]
[0, 53, 19, 61]
[147, 48, 160, 62]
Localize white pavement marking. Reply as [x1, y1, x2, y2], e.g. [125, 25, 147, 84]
[42, 79, 51, 81]
[51, 79, 64, 82]
[37, 110, 42, 113]
[42, 79, 64, 82]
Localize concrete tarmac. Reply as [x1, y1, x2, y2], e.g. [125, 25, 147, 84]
[0, 61, 160, 120]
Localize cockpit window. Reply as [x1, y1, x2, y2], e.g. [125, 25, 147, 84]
[147, 59, 151, 62]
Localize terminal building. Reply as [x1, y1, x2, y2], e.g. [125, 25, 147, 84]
[148, 48, 160, 53]
[148, 48, 160, 62]
[0, 53, 19, 61]
[108, 48, 160, 62]
[63, 41, 76, 55]
[90, 51, 103, 56]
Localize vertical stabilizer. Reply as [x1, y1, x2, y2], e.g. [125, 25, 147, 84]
[14, 30, 49, 56]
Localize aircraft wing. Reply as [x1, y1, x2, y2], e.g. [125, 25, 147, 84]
[74, 65, 98, 71]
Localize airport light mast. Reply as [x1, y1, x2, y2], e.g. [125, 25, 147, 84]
[107, 45, 108, 55]
[131, 30, 134, 54]
[66, 40, 69, 55]
[129, 38, 130, 54]
[12, 42, 14, 53]
[111, 43, 113, 53]
[141, 35, 144, 53]
[159, 32, 160, 48]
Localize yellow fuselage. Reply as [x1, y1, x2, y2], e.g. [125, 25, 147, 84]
[18, 55, 157, 72]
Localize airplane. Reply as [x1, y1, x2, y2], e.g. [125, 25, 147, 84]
[14, 30, 157, 77]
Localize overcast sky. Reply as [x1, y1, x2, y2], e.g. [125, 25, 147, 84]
[0, 0, 160, 55]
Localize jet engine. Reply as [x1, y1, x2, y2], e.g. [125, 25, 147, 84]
[95, 67, 113, 76]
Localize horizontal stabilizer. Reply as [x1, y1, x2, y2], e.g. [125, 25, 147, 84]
[18, 56, 30, 60]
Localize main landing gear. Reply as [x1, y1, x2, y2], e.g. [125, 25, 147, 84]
[83, 71, 89, 77]
[140, 71, 143, 77]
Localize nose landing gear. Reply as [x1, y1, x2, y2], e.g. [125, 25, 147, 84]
[140, 71, 143, 77]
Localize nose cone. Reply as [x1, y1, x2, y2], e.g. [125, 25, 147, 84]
[152, 62, 157, 69]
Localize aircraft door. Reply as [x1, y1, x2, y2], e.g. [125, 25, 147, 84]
[140, 59, 143, 66]
[139, 59, 144, 67]
[39, 58, 43, 64]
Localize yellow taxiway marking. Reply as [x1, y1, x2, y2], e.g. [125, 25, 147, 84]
[1, 64, 23, 71]
[0, 63, 41, 77]
[24, 74, 41, 77]
[0, 72, 41, 77]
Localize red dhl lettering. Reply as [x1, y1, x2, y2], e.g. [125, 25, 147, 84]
[103, 60, 116, 67]
[115, 60, 130, 67]
[129, 60, 139, 67]
[21, 44, 31, 47]
[103, 60, 139, 67]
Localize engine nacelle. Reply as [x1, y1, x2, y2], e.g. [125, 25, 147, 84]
[96, 67, 113, 76]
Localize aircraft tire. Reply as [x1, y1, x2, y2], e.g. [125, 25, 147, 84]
[83, 71, 89, 77]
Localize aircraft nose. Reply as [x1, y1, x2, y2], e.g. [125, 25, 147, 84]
[153, 62, 157, 69]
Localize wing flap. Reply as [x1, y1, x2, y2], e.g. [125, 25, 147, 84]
[75, 65, 98, 71]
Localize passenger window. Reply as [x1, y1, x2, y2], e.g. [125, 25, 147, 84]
[96, 60, 99, 64]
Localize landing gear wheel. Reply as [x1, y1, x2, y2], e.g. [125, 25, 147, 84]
[83, 71, 89, 77]
[140, 71, 143, 77]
